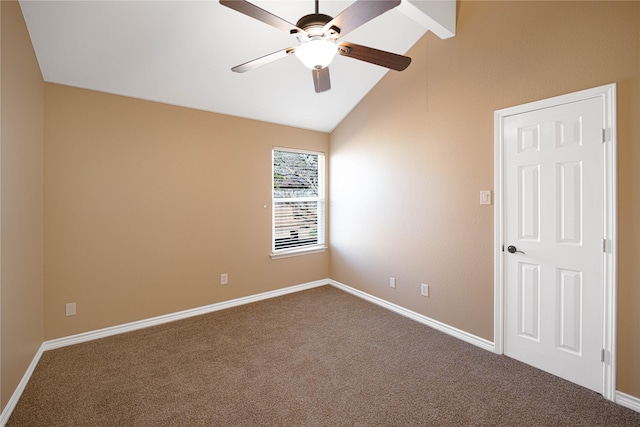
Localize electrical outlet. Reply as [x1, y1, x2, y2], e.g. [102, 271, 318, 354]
[389, 277, 396, 289]
[66, 302, 77, 316]
[421, 283, 429, 297]
[220, 273, 228, 285]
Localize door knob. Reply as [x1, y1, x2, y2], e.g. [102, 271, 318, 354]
[507, 245, 525, 254]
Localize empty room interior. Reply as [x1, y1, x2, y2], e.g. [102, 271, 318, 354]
[2, 0, 640, 424]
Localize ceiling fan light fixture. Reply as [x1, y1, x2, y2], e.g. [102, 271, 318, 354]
[220, 0, 411, 92]
[295, 38, 338, 70]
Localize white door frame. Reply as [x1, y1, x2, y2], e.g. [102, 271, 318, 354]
[493, 84, 617, 400]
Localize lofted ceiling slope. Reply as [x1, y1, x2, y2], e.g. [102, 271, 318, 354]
[20, 0, 455, 132]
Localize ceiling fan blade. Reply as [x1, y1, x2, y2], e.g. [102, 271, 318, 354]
[231, 48, 295, 73]
[324, 0, 400, 39]
[312, 67, 331, 93]
[220, 0, 304, 35]
[337, 42, 411, 71]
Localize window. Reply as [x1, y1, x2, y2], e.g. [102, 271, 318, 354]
[272, 148, 325, 256]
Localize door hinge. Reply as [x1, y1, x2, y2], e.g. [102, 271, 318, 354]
[601, 348, 606, 363]
[602, 238, 609, 253]
[602, 128, 606, 143]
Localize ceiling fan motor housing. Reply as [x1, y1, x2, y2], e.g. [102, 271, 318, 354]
[294, 13, 337, 37]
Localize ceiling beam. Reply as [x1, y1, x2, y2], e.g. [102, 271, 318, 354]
[397, 0, 456, 39]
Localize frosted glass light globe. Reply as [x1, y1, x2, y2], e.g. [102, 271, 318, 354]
[295, 39, 338, 70]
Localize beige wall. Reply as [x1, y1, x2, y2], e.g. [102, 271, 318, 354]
[44, 84, 330, 339]
[0, 0, 45, 410]
[2, 0, 639, 411]
[329, 1, 640, 397]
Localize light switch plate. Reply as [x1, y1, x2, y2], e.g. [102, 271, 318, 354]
[480, 190, 492, 205]
[421, 283, 429, 297]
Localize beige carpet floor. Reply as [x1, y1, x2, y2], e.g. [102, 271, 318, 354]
[7, 285, 640, 426]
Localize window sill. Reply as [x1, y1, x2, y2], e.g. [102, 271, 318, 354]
[270, 246, 328, 259]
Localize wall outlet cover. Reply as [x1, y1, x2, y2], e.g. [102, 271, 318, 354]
[66, 302, 77, 316]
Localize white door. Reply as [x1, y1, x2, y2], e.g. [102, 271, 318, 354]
[502, 96, 605, 393]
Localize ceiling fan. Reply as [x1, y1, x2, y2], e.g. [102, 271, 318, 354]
[219, 0, 412, 93]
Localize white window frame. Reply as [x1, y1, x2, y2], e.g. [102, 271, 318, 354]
[271, 147, 326, 259]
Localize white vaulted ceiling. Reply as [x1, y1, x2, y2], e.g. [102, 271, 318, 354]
[19, 0, 455, 132]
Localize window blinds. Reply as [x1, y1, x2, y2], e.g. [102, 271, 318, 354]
[273, 149, 325, 252]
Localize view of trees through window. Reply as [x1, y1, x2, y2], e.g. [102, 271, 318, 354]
[273, 149, 324, 251]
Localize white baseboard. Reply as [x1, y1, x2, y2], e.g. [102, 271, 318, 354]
[327, 279, 496, 353]
[0, 279, 328, 426]
[43, 279, 329, 351]
[617, 391, 640, 413]
[0, 344, 45, 427]
[3, 278, 638, 426]
[328, 280, 640, 415]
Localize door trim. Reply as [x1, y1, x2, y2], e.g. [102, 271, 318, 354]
[493, 84, 617, 400]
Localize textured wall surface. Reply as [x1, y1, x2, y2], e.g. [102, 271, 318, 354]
[44, 84, 329, 340]
[0, 0, 45, 410]
[3, 0, 639, 411]
[330, 1, 640, 397]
